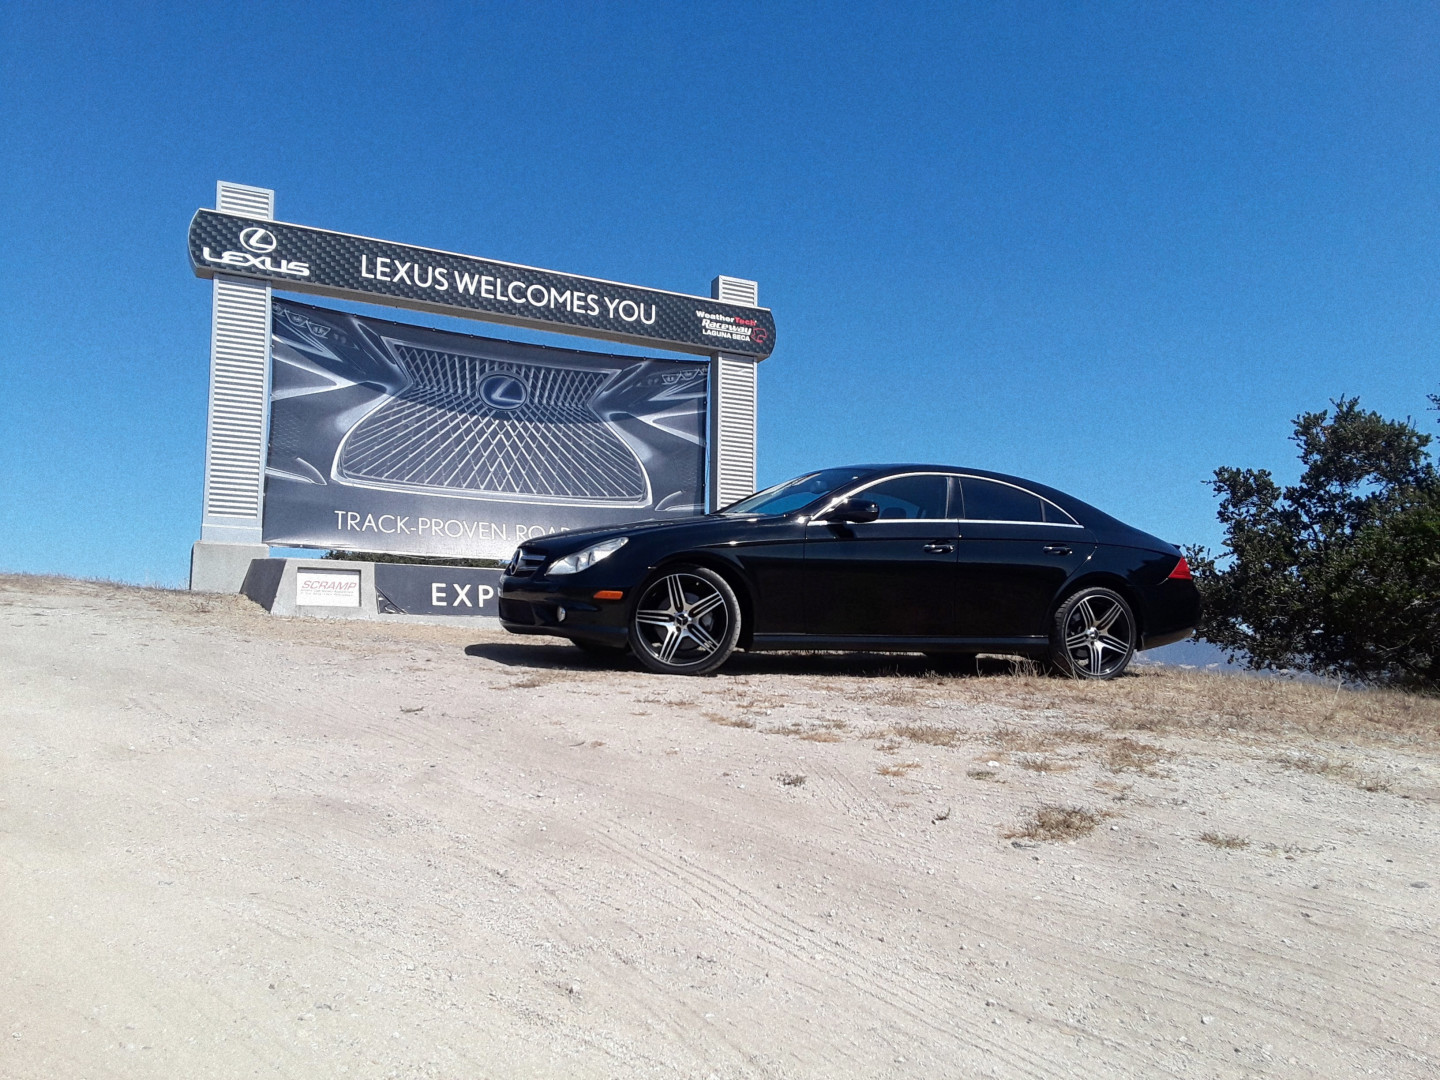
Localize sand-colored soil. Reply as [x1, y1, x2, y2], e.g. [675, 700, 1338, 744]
[2, 575, 1437, 1079]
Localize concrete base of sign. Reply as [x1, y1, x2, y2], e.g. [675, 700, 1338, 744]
[190, 541, 271, 593]
[241, 558, 501, 626]
[241, 557, 378, 618]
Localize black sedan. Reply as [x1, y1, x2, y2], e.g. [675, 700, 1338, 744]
[499, 465, 1200, 678]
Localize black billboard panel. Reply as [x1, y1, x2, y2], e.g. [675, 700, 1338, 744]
[189, 210, 775, 358]
[262, 300, 708, 559]
[373, 564, 503, 616]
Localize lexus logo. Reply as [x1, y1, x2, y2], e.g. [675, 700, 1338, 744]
[239, 227, 277, 254]
[479, 373, 528, 411]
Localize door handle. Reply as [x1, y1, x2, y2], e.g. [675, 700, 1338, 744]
[922, 542, 954, 554]
[1042, 544, 1073, 556]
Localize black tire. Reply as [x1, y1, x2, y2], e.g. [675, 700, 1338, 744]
[629, 565, 741, 676]
[1049, 587, 1136, 680]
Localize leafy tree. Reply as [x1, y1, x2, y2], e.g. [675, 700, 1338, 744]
[1189, 396, 1440, 689]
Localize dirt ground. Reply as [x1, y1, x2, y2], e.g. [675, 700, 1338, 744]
[2, 575, 1437, 1079]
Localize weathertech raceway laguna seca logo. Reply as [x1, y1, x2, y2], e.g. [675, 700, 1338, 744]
[201, 226, 310, 278]
[697, 308, 769, 347]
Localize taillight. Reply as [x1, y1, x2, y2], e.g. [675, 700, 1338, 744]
[1167, 556, 1192, 580]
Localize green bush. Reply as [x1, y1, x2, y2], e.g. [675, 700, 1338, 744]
[1189, 396, 1440, 690]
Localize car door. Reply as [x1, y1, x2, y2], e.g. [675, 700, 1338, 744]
[728, 517, 810, 634]
[803, 473, 958, 637]
[953, 476, 1096, 641]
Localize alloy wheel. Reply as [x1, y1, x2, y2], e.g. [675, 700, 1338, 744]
[631, 568, 739, 675]
[1054, 589, 1135, 679]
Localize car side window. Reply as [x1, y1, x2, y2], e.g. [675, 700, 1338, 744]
[858, 474, 950, 520]
[960, 478, 1045, 523]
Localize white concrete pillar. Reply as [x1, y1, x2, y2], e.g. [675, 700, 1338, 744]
[191, 181, 274, 590]
[708, 276, 760, 511]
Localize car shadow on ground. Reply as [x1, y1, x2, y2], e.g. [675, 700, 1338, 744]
[464, 640, 1044, 679]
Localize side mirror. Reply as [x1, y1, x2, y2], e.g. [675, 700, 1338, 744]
[820, 498, 880, 524]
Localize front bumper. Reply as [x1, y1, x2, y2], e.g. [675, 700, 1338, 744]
[498, 576, 631, 647]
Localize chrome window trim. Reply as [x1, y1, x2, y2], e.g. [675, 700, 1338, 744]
[829, 518, 1084, 528]
[808, 470, 1086, 527]
[955, 473, 1079, 527]
[811, 470, 955, 522]
[957, 519, 1084, 529]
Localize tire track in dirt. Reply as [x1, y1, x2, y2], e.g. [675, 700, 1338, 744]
[584, 819, 1118, 1078]
[8, 575, 1440, 1079]
[987, 848, 1440, 1069]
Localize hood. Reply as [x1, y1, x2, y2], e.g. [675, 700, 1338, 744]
[517, 514, 720, 554]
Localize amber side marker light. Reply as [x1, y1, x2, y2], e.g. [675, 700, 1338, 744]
[593, 590, 625, 600]
[1167, 556, 1193, 580]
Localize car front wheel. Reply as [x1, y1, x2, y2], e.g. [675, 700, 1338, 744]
[629, 566, 741, 676]
[1050, 587, 1136, 679]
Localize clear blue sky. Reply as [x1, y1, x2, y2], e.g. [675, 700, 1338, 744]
[3, 2, 1437, 586]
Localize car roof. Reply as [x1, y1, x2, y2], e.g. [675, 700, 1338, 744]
[835, 463, 1066, 495]
[829, 464, 1136, 536]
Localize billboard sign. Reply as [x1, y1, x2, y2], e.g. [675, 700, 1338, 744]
[263, 300, 708, 560]
[374, 564, 503, 617]
[189, 209, 775, 359]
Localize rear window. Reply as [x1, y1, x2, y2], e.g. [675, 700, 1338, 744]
[1043, 501, 1078, 525]
[959, 478, 1045, 523]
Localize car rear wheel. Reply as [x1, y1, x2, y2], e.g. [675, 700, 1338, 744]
[1050, 587, 1135, 680]
[629, 566, 741, 676]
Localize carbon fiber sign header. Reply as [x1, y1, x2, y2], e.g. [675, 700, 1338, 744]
[188, 209, 775, 359]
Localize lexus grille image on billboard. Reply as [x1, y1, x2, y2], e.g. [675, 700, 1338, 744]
[263, 300, 708, 558]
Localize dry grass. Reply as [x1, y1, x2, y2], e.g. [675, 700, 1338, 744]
[892, 723, 962, 747]
[730, 696, 786, 714]
[875, 686, 941, 709]
[766, 721, 845, 742]
[1104, 737, 1167, 774]
[1199, 832, 1250, 850]
[989, 724, 1101, 753]
[1269, 752, 1351, 777]
[0, 574, 502, 656]
[1005, 805, 1104, 842]
[16, 576, 1436, 751]
[1260, 841, 1321, 858]
[989, 725, 1052, 753]
[877, 761, 922, 777]
[704, 711, 756, 729]
[904, 665, 1440, 749]
[1017, 754, 1072, 773]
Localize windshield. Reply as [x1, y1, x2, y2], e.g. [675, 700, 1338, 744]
[719, 468, 871, 516]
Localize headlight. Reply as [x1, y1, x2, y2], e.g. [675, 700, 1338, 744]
[546, 537, 628, 576]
